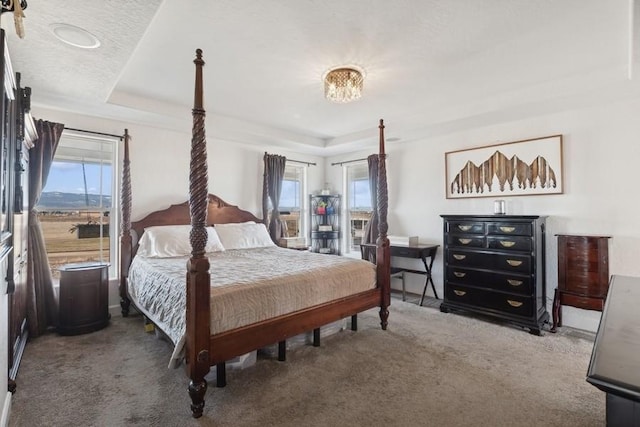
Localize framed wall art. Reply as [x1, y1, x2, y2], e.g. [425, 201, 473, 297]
[445, 135, 563, 199]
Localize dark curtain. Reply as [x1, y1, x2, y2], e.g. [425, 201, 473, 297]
[27, 120, 64, 336]
[262, 153, 287, 243]
[361, 154, 379, 262]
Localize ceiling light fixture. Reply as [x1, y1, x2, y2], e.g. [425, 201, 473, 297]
[323, 66, 364, 103]
[50, 23, 101, 49]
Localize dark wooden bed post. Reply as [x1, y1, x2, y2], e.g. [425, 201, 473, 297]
[119, 129, 132, 317]
[186, 49, 211, 419]
[376, 119, 391, 329]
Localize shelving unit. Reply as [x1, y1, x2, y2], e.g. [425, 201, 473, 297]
[310, 194, 340, 255]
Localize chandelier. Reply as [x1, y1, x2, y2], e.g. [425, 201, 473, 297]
[323, 67, 364, 103]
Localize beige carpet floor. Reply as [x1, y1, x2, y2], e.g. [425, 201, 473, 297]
[9, 300, 604, 426]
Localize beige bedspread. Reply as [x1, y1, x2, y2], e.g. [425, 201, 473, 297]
[127, 247, 376, 366]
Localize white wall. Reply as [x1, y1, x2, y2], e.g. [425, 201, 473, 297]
[328, 97, 640, 332]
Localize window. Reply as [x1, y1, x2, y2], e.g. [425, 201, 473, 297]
[270, 163, 307, 240]
[37, 132, 119, 280]
[344, 162, 373, 253]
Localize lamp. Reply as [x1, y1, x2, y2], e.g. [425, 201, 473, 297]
[323, 67, 364, 103]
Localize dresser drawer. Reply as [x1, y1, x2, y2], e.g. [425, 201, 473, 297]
[447, 234, 485, 249]
[447, 221, 485, 235]
[447, 250, 532, 274]
[446, 267, 532, 296]
[487, 236, 532, 252]
[445, 285, 534, 317]
[487, 222, 532, 236]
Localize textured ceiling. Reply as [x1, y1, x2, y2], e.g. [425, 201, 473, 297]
[3, 0, 640, 155]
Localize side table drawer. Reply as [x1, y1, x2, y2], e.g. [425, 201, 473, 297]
[390, 246, 420, 258]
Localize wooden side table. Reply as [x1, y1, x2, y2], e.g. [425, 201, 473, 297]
[360, 243, 439, 305]
[58, 262, 110, 335]
[551, 234, 611, 332]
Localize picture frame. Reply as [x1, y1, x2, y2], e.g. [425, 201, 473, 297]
[445, 135, 563, 199]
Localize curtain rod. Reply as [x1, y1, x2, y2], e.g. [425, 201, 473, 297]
[331, 158, 368, 166]
[64, 127, 124, 140]
[287, 158, 316, 166]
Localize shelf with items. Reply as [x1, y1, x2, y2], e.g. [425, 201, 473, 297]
[310, 194, 340, 255]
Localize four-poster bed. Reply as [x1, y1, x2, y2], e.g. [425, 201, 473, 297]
[119, 49, 392, 418]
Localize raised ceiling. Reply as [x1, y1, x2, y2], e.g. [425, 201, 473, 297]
[3, 0, 640, 155]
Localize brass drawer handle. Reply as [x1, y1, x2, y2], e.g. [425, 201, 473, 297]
[507, 279, 523, 286]
[499, 226, 516, 233]
[453, 272, 466, 278]
[458, 238, 472, 245]
[453, 290, 467, 296]
[506, 259, 522, 267]
[507, 300, 523, 307]
[457, 225, 472, 231]
[499, 241, 516, 248]
[453, 254, 466, 260]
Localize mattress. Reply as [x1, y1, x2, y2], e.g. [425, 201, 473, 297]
[127, 247, 376, 366]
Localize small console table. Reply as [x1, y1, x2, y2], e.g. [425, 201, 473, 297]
[361, 243, 439, 305]
[587, 275, 640, 426]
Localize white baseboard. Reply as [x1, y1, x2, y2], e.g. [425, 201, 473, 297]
[1, 391, 12, 427]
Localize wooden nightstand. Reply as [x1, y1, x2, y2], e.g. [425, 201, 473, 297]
[58, 262, 110, 335]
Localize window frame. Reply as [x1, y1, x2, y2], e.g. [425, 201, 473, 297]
[342, 161, 373, 255]
[38, 131, 120, 279]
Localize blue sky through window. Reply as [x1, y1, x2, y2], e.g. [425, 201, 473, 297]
[350, 179, 372, 210]
[44, 161, 112, 195]
[279, 179, 300, 210]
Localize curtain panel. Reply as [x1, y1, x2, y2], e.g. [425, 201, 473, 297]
[262, 153, 287, 243]
[27, 119, 64, 336]
[361, 154, 379, 262]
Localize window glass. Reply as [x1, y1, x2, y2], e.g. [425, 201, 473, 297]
[345, 162, 373, 253]
[37, 132, 118, 280]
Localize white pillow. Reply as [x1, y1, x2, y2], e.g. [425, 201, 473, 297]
[214, 222, 275, 250]
[136, 225, 225, 258]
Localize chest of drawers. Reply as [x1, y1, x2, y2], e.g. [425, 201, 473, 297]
[440, 215, 548, 335]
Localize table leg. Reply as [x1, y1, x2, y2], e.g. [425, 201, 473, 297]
[551, 288, 561, 333]
[420, 254, 439, 303]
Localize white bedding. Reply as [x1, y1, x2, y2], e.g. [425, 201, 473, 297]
[127, 246, 376, 367]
